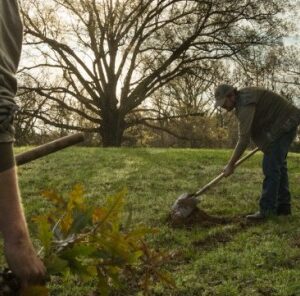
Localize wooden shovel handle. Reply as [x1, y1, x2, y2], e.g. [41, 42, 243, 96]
[194, 147, 259, 197]
[16, 133, 84, 166]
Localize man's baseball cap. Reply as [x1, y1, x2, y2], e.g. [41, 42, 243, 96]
[214, 84, 235, 108]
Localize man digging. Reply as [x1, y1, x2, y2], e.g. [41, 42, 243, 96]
[215, 84, 300, 220]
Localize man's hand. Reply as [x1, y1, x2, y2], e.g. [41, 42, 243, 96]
[223, 163, 235, 177]
[4, 233, 46, 288]
[0, 167, 46, 288]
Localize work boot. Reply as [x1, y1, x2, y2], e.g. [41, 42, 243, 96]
[246, 211, 266, 221]
[277, 207, 291, 216]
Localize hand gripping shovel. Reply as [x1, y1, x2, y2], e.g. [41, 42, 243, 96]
[171, 147, 259, 220]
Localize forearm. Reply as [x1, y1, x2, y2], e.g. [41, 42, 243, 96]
[0, 144, 46, 285]
[230, 104, 255, 165]
[228, 138, 249, 166]
[0, 143, 28, 241]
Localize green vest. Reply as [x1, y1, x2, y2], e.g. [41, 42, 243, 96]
[235, 87, 300, 152]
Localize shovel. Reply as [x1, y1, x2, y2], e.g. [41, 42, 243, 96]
[16, 133, 84, 166]
[171, 147, 259, 220]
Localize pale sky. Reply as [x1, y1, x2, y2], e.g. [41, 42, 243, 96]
[283, 0, 300, 46]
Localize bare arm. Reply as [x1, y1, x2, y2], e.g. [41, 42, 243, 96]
[0, 143, 45, 287]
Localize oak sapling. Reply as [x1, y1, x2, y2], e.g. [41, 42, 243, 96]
[32, 185, 176, 295]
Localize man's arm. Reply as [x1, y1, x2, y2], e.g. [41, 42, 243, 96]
[0, 0, 45, 287]
[223, 105, 255, 176]
[0, 143, 46, 286]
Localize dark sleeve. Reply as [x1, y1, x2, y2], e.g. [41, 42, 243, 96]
[0, 0, 23, 143]
[0, 142, 15, 172]
[233, 105, 255, 157]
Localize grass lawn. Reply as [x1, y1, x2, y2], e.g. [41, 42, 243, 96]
[9, 147, 300, 295]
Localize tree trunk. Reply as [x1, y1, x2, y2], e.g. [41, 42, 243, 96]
[100, 110, 125, 147]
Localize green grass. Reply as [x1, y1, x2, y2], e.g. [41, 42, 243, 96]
[11, 147, 300, 295]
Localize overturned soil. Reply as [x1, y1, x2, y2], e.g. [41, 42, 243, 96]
[167, 206, 261, 229]
[166, 207, 265, 250]
[167, 207, 235, 228]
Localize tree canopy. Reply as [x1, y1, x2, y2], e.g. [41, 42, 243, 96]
[20, 0, 292, 146]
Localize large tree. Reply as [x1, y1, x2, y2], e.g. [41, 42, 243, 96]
[19, 0, 291, 146]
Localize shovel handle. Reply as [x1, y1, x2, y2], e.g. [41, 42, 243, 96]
[16, 133, 84, 166]
[194, 147, 259, 197]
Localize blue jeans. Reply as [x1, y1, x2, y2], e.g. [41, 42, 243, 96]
[259, 127, 297, 215]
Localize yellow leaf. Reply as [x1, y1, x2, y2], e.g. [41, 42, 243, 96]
[42, 190, 64, 207]
[104, 189, 127, 221]
[68, 184, 85, 211]
[92, 207, 107, 224]
[61, 213, 73, 234]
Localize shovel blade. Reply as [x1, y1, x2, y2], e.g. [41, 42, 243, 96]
[171, 192, 198, 219]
